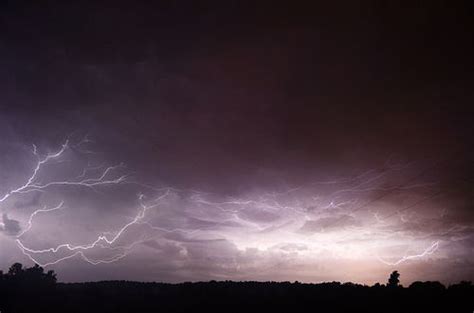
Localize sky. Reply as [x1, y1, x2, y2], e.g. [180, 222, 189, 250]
[0, 1, 473, 285]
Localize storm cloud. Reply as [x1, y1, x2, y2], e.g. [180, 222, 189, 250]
[0, 1, 472, 285]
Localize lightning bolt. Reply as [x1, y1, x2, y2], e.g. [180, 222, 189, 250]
[0, 140, 127, 204]
[0, 139, 150, 266]
[15, 190, 172, 267]
[0, 139, 444, 270]
[377, 241, 440, 266]
[16, 201, 64, 238]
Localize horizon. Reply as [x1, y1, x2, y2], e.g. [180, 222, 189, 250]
[2, 264, 472, 313]
[1, 262, 470, 288]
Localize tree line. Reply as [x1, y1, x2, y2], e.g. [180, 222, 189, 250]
[0, 263, 472, 312]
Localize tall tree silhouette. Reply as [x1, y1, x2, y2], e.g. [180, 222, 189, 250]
[388, 270, 400, 287]
[7, 262, 23, 276]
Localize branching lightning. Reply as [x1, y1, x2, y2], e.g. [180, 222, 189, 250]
[0, 139, 143, 266]
[15, 190, 172, 267]
[0, 141, 126, 204]
[0, 140, 444, 272]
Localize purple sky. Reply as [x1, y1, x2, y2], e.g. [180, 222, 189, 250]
[0, 1, 473, 285]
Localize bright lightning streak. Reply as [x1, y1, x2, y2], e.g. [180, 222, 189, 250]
[18, 241, 142, 267]
[0, 142, 68, 203]
[0, 140, 443, 270]
[0, 139, 142, 266]
[15, 190, 171, 266]
[377, 241, 440, 266]
[16, 201, 64, 238]
[0, 140, 126, 204]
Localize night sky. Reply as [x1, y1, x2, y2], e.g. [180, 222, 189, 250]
[0, 1, 473, 285]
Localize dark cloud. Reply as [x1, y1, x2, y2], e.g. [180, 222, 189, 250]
[0, 214, 21, 236]
[0, 1, 472, 284]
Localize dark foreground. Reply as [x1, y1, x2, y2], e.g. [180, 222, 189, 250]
[0, 264, 473, 313]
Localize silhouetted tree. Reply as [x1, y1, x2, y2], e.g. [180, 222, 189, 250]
[8, 262, 23, 276]
[388, 270, 400, 287]
[3, 263, 57, 285]
[46, 269, 57, 284]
